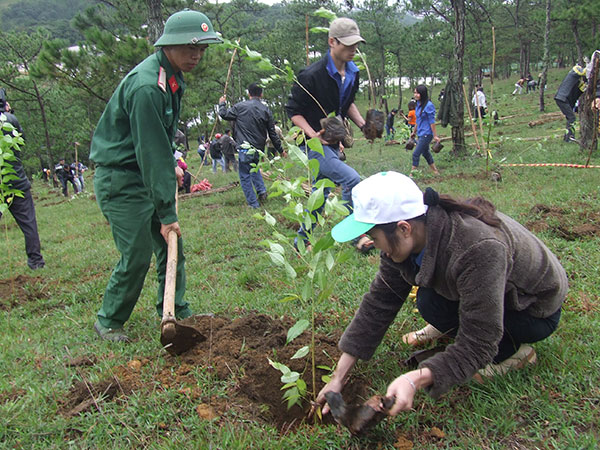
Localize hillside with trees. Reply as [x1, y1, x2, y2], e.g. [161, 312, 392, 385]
[0, 0, 598, 171]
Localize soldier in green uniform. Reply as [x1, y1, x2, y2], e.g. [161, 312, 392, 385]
[90, 10, 222, 342]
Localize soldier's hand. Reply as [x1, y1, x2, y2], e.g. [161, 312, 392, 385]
[160, 222, 181, 242]
[175, 166, 184, 187]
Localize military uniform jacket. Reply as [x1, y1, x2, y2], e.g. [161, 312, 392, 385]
[90, 49, 184, 225]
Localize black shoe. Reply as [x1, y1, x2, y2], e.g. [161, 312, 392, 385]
[258, 192, 268, 204]
[28, 260, 45, 270]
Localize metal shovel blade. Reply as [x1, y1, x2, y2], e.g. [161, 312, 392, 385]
[160, 320, 206, 356]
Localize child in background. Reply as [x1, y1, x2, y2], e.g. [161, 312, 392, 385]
[407, 100, 417, 134]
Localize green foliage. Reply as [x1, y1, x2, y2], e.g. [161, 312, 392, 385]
[0, 115, 24, 214]
[255, 125, 352, 411]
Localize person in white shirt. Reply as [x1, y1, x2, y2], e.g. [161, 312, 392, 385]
[472, 85, 487, 119]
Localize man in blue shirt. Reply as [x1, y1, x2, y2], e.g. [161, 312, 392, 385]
[286, 17, 373, 252]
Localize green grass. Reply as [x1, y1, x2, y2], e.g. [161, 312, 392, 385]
[1, 70, 599, 448]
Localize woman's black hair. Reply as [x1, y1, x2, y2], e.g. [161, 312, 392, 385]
[415, 84, 429, 114]
[371, 187, 501, 249]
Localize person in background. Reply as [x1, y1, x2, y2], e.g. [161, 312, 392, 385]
[472, 85, 487, 119]
[218, 82, 283, 208]
[89, 10, 222, 342]
[554, 63, 587, 143]
[407, 100, 417, 134]
[55, 158, 79, 197]
[512, 77, 525, 95]
[209, 133, 225, 173]
[219, 129, 238, 172]
[177, 156, 191, 193]
[410, 85, 440, 177]
[0, 88, 45, 270]
[385, 109, 397, 142]
[197, 137, 207, 166]
[285, 17, 373, 253]
[316, 171, 567, 417]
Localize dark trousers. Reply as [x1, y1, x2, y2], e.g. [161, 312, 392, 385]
[555, 98, 576, 138]
[59, 177, 79, 196]
[416, 287, 561, 363]
[224, 153, 238, 172]
[2, 189, 45, 268]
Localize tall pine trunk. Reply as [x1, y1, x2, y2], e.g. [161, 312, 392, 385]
[147, 0, 163, 44]
[539, 0, 551, 112]
[579, 52, 599, 152]
[450, 0, 466, 154]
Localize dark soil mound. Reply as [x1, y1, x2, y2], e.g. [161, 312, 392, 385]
[58, 313, 373, 431]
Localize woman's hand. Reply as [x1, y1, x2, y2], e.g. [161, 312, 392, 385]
[385, 368, 433, 416]
[309, 352, 357, 418]
[314, 375, 345, 416]
[385, 375, 417, 416]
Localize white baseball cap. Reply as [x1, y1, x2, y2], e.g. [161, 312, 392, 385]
[331, 171, 426, 242]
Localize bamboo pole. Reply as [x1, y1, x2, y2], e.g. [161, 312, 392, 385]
[462, 84, 482, 154]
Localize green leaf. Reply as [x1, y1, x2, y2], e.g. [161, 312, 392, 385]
[313, 7, 337, 21]
[309, 26, 329, 34]
[244, 46, 262, 60]
[308, 158, 320, 180]
[321, 375, 332, 383]
[279, 294, 300, 303]
[281, 371, 300, 384]
[267, 251, 285, 266]
[325, 250, 335, 271]
[284, 262, 297, 279]
[307, 137, 324, 156]
[268, 358, 291, 375]
[301, 279, 312, 302]
[257, 58, 274, 71]
[286, 319, 309, 344]
[269, 242, 284, 255]
[264, 211, 276, 226]
[291, 345, 309, 359]
[312, 233, 335, 253]
[306, 186, 325, 213]
[288, 145, 309, 167]
[296, 378, 307, 395]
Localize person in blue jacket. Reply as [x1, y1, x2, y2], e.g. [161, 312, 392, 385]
[409, 84, 440, 177]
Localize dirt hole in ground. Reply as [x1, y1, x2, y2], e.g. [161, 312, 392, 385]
[58, 313, 372, 431]
[0, 275, 49, 310]
[526, 203, 600, 240]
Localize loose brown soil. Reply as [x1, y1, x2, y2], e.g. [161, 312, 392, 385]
[526, 203, 600, 240]
[58, 313, 373, 431]
[0, 275, 49, 310]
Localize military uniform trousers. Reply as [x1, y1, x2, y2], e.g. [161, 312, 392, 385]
[94, 166, 188, 329]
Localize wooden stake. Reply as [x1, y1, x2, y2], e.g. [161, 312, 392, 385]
[462, 84, 482, 154]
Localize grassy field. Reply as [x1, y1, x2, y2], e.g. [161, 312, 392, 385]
[1, 71, 599, 449]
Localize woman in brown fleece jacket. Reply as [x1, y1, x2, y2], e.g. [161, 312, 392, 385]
[318, 171, 567, 417]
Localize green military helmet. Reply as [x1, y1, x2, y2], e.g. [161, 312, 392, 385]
[154, 9, 222, 47]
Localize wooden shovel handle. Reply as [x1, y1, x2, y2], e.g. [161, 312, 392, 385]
[161, 230, 178, 325]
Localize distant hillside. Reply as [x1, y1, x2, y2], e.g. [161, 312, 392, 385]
[0, 0, 95, 43]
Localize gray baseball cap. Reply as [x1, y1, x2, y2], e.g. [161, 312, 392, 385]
[329, 18, 365, 46]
